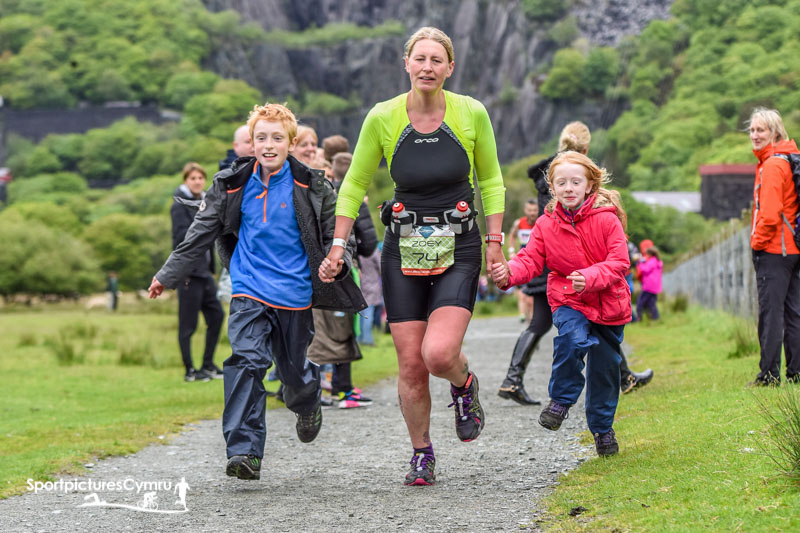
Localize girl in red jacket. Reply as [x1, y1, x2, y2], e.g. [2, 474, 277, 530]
[490, 151, 630, 456]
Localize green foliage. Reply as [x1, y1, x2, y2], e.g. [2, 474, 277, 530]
[3, 202, 82, 235]
[541, 45, 622, 102]
[755, 386, 800, 485]
[547, 15, 579, 47]
[0, 0, 256, 108]
[727, 318, 758, 359]
[82, 213, 171, 291]
[521, 0, 568, 21]
[181, 79, 262, 138]
[540, 48, 586, 101]
[163, 68, 220, 110]
[603, 1, 800, 190]
[6, 172, 88, 204]
[263, 20, 405, 48]
[0, 214, 103, 296]
[583, 47, 620, 96]
[291, 90, 361, 116]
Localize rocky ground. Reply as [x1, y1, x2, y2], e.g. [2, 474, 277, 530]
[0, 316, 596, 533]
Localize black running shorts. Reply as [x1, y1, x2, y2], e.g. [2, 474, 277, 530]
[381, 225, 482, 322]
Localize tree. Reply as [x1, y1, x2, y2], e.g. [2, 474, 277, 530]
[540, 48, 586, 102]
[82, 213, 171, 290]
[0, 214, 103, 297]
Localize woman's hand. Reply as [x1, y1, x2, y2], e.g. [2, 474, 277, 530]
[567, 271, 586, 292]
[489, 261, 510, 287]
[485, 242, 506, 277]
[319, 246, 345, 283]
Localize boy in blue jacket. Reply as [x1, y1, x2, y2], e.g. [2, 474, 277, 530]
[149, 103, 365, 480]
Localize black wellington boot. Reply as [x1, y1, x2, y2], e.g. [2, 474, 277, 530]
[498, 330, 543, 405]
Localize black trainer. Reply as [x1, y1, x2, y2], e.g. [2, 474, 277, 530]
[404, 451, 436, 486]
[296, 404, 323, 443]
[448, 372, 485, 442]
[538, 400, 570, 430]
[201, 364, 224, 379]
[185, 368, 211, 383]
[786, 373, 800, 384]
[226, 454, 261, 480]
[594, 429, 619, 457]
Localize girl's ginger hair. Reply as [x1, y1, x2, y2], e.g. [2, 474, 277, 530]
[546, 151, 627, 231]
[558, 121, 591, 153]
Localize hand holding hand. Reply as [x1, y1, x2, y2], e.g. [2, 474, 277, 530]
[148, 277, 165, 299]
[318, 249, 344, 283]
[567, 271, 586, 292]
[489, 262, 510, 288]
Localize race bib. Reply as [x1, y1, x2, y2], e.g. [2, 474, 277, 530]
[399, 225, 455, 276]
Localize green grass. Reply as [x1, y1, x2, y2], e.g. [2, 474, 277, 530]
[0, 305, 398, 498]
[541, 306, 800, 532]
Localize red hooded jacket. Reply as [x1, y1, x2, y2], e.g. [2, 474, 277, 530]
[751, 138, 800, 255]
[501, 194, 631, 325]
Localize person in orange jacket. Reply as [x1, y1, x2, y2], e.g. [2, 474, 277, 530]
[748, 107, 800, 386]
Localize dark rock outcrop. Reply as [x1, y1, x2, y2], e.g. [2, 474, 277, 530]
[203, 0, 672, 161]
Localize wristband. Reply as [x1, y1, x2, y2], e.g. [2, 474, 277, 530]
[331, 238, 348, 249]
[484, 232, 505, 245]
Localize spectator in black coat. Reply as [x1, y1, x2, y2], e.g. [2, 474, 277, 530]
[172, 162, 225, 382]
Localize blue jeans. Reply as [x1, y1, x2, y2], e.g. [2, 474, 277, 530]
[358, 305, 378, 345]
[549, 306, 623, 434]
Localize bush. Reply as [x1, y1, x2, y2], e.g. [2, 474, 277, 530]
[45, 331, 84, 366]
[0, 215, 103, 297]
[727, 318, 758, 359]
[522, 0, 568, 21]
[82, 213, 171, 291]
[755, 387, 800, 485]
[6, 172, 88, 203]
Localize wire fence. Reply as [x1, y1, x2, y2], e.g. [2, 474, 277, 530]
[662, 226, 758, 320]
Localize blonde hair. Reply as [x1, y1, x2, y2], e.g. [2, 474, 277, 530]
[558, 121, 591, 153]
[182, 162, 206, 182]
[748, 107, 788, 144]
[546, 151, 627, 231]
[294, 125, 318, 146]
[404, 26, 454, 63]
[247, 102, 298, 142]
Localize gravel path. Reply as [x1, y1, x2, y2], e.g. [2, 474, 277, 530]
[0, 316, 593, 533]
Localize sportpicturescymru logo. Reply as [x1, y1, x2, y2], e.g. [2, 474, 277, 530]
[27, 477, 191, 514]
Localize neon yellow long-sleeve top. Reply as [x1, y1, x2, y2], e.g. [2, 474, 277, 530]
[335, 90, 506, 219]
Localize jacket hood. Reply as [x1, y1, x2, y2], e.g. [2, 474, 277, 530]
[754, 138, 799, 163]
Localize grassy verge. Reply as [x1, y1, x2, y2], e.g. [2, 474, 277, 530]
[541, 306, 800, 532]
[0, 306, 397, 499]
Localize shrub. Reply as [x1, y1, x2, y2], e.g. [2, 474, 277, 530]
[755, 387, 800, 485]
[45, 331, 84, 366]
[727, 318, 758, 359]
[119, 341, 155, 366]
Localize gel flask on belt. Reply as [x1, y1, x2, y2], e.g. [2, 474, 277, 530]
[392, 202, 414, 237]
[449, 201, 472, 234]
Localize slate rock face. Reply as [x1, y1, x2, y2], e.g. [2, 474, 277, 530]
[203, 0, 672, 160]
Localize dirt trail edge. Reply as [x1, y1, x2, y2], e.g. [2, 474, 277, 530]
[1, 316, 593, 533]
